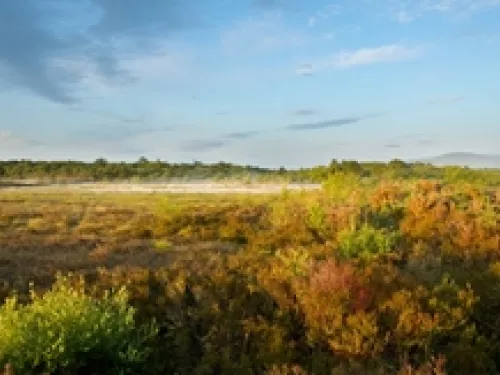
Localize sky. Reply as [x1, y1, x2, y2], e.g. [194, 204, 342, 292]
[0, 0, 499, 168]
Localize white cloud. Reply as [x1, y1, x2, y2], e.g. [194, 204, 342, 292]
[333, 44, 423, 67]
[295, 63, 314, 76]
[387, 0, 500, 23]
[220, 12, 306, 53]
[426, 0, 455, 12]
[296, 44, 424, 75]
[307, 4, 342, 27]
[423, 0, 500, 13]
[123, 50, 192, 81]
[395, 10, 414, 23]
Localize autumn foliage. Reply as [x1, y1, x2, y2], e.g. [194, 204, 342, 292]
[0, 175, 499, 374]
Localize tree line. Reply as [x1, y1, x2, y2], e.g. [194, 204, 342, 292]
[0, 157, 498, 185]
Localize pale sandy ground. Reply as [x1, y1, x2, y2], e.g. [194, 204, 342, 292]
[1, 182, 321, 194]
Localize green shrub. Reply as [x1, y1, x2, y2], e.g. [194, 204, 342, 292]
[305, 201, 329, 240]
[322, 173, 363, 203]
[275, 248, 312, 277]
[337, 224, 401, 259]
[0, 273, 158, 374]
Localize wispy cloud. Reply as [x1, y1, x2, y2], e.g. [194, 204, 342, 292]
[296, 63, 314, 76]
[287, 112, 384, 130]
[121, 42, 195, 83]
[382, 134, 438, 150]
[424, 0, 500, 14]
[427, 96, 465, 105]
[331, 44, 423, 68]
[308, 4, 342, 27]
[180, 131, 261, 153]
[394, 10, 414, 23]
[386, 133, 439, 145]
[74, 125, 175, 142]
[223, 131, 260, 139]
[418, 139, 436, 146]
[287, 116, 363, 131]
[182, 140, 227, 152]
[220, 12, 306, 54]
[387, 0, 500, 23]
[295, 44, 424, 75]
[292, 108, 319, 116]
[178, 130, 261, 154]
[385, 144, 401, 149]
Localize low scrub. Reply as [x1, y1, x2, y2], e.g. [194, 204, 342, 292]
[0, 273, 157, 375]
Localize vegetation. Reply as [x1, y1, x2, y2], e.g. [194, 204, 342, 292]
[0, 274, 157, 374]
[1, 158, 499, 185]
[0, 167, 499, 374]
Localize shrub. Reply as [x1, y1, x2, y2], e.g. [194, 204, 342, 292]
[298, 260, 380, 360]
[337, 224, 400, 260]
[379, 274, 477, 364]
[275, 248, 312, 277]
[0, 273, 158, 374]
[322, 173, 364, 204]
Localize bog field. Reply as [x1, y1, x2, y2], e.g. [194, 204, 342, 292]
[1, 175, 499, 374]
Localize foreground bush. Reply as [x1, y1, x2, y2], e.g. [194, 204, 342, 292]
[0, 273, 158, 375]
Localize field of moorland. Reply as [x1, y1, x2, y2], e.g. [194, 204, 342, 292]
[0, 173, 499, 374]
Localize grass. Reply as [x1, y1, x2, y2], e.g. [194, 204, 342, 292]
[0, 189, 275, 292]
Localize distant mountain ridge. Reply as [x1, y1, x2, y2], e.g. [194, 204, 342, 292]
[420, 153, 500, 169]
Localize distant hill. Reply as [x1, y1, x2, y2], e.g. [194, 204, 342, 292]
[420, 153, 500, 169]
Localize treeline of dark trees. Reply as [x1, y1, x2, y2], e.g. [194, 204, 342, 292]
[0, 157, 499, 185]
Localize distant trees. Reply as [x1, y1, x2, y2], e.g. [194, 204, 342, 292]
[388, 158, 407, 169]
[0, 158, 498, 185]
[94, 157, 108, 165]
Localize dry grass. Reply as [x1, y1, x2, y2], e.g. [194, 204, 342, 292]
[0, 190, 259, 292]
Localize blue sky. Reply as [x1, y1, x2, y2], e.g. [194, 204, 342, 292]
[0, 0, 499, 167]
